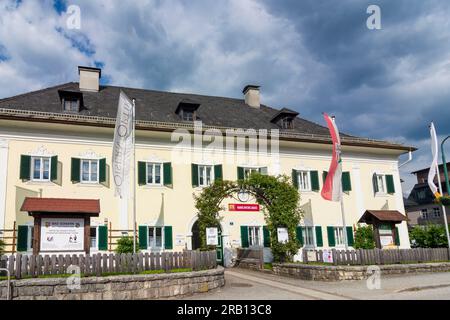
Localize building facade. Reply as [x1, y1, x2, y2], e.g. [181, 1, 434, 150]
[0, 66, 413, 264]
[405, 163, 450, 228]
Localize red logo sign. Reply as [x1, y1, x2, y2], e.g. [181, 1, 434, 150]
[228, 204, 260, 212]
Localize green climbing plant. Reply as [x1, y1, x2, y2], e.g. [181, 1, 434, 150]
[194, 173, 302, 262]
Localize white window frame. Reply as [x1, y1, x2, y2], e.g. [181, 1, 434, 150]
[421, 209, 429, 220]
[302, 226, 315, 247]
[297, 171, 311, 192]
[375, 174, 387, 195]
[80, 159, 99, 184]
[248, 226, 262, 247]
[90, 226, 98, 250]
[334, 227, 345, 247]
[146, 162, 163, 186]
[243, 167, 260, 179]
[148, 226, 164, 250]
[198, 165, 214, 187]
[433, 207, 441, 218]
[31, 156, 51, 182]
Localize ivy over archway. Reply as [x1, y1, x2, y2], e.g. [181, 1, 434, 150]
[194, 173, 302, 262]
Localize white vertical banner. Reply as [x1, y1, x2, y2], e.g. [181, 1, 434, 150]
[112, 91, 134, 198]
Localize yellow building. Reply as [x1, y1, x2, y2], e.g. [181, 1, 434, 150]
[0, 66, 414, 264]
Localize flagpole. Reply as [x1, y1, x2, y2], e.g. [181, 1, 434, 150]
[436, 165, 450, 248]
[132, 98, 137, 254]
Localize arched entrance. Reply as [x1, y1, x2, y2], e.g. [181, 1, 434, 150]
[191, 220, 224, 265]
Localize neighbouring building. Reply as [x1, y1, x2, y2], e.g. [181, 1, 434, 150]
[0, 66, 414, 264]
[405, 163, 450, 228]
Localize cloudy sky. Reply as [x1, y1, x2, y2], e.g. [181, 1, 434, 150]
[1, 0, 449, 195]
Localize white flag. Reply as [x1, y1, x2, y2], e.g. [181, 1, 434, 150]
[428, 122, 441, 198]
[112, 91, 134, 198]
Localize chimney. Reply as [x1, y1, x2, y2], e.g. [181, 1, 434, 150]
[78, 66, 101, 92]
[243, 85, 260, 108]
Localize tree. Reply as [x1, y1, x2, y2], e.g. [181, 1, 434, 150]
[409, 224, 448, 248]
[0, 239, 5, 257]
[194, 173, 302, 263]
[115, 236, 138, 254]
[353, 225, 376, 249]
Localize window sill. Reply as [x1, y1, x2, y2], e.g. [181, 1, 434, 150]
[142, 185, 165, 189]
[77, 183, 103, 188]
[26, 181, 54, 186]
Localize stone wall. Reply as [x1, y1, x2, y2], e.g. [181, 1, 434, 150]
[0, 267, 225, 300]
[272, 262, 450, 281]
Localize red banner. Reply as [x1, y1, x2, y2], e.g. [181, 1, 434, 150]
[228, 204, 260, 212]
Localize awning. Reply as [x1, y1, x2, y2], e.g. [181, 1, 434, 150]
[21, 197, 100, 216]
[358, 210, 408, 224]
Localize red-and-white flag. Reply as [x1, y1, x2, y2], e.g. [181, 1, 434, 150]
[321, 113, 343, 202]
[428, 122, 441, 198]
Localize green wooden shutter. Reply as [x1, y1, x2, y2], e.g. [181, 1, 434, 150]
[240, 226, 249, 248]
[386, 175, 395, 194]
[191, 164, 199, 187]
[327, 226, 336, 247]
[315, 226, 323, 247]
[164, 226, 173, 249]
[372, 173, 379, 193]
[237, 167, 245, 180]
[394, 227, 400, 246]
[342, 172, 352, 191]
[296, 226, 303, 246]
[163, 162, 173, 186]
[310, 171, 320, 191]
[292, 169, 298, 189]
[71, 158, 80, 183]
[346, 226, 354, 247]
[20, 155, 31, 181]
[99, 158, 106, 183]
[50, 156, 58, 182]
[214, 164, 223, 181]
[138, 226, 148, 249]
[263, 226, 271, 248]
[17, 225, 29, 252]
[138, 161, 147, 186]
[98, 225, 108, 251]
[323, 171, 328, 183]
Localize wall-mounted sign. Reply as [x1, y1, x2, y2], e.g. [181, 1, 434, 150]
[206, 227, 219, 246]
[40, 218, 84, 252]
[277, 227, 289, 243]
[322, 249, 333, 263]
[175, 234, 185, 246]
[228, 204, 260, 212]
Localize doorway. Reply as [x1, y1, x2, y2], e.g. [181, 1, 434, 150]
[191, 220, 224, 265]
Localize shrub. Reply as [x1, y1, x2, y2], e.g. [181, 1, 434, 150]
[0, 239, 5, 257]
[409, 224, 449, 248]
[353, 225, 376, 249]
[115, 236, 138, 254]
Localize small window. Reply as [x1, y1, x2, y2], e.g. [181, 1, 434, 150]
[433, 207, 441, 218]
[63, 98, 79, 112]
[281, 117, 293, 129]
[375, 174, 386, 194]
[244, 167, 259, 179]
[198, 165, 213, 187]
[31, 157, 51, 181]
[421, 209, 428, 219]
[302, 227, 315, 246]
[182, 109, 194, 121]
[81, 159, 99, 183]
[147, 163, 162, 185]
[148, 226, 163, 249]
[248, 226, 261, 247]
[90, 227, 97, 249]
[334, 227, 345, 246]
[297, 171, 311, 191]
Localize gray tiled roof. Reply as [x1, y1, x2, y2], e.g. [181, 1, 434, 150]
[0, 82, 336, 136]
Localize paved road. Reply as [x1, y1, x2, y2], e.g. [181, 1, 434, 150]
[183, 268, 450, 300]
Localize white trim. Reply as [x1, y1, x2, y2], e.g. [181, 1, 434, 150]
[0, 139, 8, 229]
[80, 158, 100, 184]
[145, 162, 164, 186]
[30, 156, 51, 182]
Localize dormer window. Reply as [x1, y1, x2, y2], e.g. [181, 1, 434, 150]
[281, 117, 294, 129]
[63, 97, 80, 112]
[59, 90, 83, 113]
[176, 99, 201, 122]
[270, 108, 299, 129]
